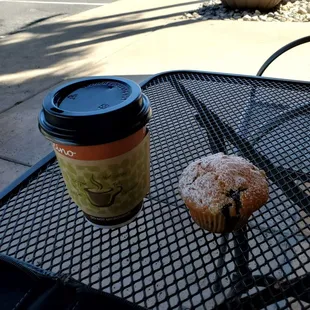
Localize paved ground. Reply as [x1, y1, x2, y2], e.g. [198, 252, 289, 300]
[0, 0, 115, 37]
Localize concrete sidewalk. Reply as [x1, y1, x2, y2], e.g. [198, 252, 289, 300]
[0, 0, 309, 191]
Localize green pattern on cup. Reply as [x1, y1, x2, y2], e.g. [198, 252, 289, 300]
[54, 133, 150, 218]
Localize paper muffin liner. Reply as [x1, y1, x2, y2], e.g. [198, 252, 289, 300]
[187, 205, 249, 233]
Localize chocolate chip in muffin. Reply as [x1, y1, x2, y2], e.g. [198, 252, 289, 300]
[221, 189, 247, 232]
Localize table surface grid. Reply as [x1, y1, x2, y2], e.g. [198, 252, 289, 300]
[1, 71, 310, 309]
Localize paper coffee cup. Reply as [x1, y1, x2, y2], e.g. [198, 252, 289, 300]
[38, 77, 152, 228]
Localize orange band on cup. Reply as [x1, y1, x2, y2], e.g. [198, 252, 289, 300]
[53, 127, 146, 161]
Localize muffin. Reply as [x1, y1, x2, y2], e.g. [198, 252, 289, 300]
[178, 153, 269, 233]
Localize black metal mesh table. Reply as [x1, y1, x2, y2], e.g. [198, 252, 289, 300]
[1, 71, 310, 309]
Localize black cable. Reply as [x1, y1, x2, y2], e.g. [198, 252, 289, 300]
[257, 35, 310, 77]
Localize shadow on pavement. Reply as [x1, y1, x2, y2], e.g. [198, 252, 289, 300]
[8, 14, 65, 35]
[0, 0, 202, 112]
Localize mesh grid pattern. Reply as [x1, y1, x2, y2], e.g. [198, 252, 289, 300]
[1, 72, 310, 309]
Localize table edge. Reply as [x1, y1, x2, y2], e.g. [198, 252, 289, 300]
[140, 69, 310, 87]
[0, 151, 56, 203]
